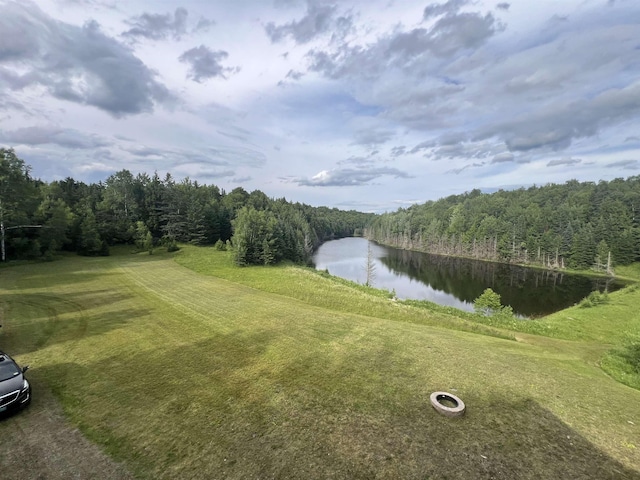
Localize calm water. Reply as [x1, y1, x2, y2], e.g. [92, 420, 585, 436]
[312, 237, 627, 317]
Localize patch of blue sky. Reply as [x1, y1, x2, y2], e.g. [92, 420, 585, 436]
[474, 159, 521, 179]
[439, 76, 461, 86]
[281, 89, 383, 119]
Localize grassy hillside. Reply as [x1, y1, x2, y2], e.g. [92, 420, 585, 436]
[1, 246, 639, 479]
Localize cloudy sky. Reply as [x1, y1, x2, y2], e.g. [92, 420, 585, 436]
[1, 0, 639, 212]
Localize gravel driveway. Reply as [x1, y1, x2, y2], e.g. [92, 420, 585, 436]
[0, 382, 133, 480]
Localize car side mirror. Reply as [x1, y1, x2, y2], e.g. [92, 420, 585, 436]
[22, 365, 29, 373]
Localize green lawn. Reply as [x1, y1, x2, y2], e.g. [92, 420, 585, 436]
[1, 246, 639, 479]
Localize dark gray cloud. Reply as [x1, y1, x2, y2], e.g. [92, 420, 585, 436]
[286, 70, 304, 80]
[491, 152, 514, 163]
[423, 0, 468, 20]
[0, 125, 109, 149]
[55, 0, 117, 7]
[122, 8, 189, 41]
[265, 1, 352, 44]
[438, 131, 470, 146]
[410, 135, 490, 160]
[121, 145, 168, 158]
[0, 1, 171, 116]
[547, 157, 581, 167]
[305, 2, 640, 168]
[293, 166, 413, 187]
[177, 152, 230, 167]
[216, 127, 251, 143]
[179, 46, 236, 82]
[486, 81, 640, 153]
[496, 3, 510, 11]
[453, 8, 640, 156]
[116, 143, 261, 173]
[447, 162, 484, 174]
[390, 146, 406, 157]
[607, 159, 639, 169]
[232, 175, 252, 183]
[0, 95, 31, 115]
[278, 69, 305, 86]
[91, 148, 114, 161]
[420, 137, 507, 163]
[308, 8, 500, 80]
[432, 142, 487, 160]
[193, 17, 215, 33]
[401, 13, 500, 59]
[377, 83, 465, 130]
[337, 155, 375, 166]
[409, 140, 435, 154]
[351, 127, 395, 146]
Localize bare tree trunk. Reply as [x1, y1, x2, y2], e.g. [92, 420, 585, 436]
[1, 219, 5, 262]
[365, 241, 376, 287]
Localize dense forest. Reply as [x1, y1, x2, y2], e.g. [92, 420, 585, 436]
[3, 147, 639, 272]
[367, 177, 640, 271]
[0, 148, 373, 265]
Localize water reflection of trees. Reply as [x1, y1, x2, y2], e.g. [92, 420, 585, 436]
[380, 248, 624, 317]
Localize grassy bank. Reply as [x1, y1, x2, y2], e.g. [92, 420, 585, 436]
[1, 246, 639, 479]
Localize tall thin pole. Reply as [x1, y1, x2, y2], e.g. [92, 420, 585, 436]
[1, 220, 4, 262]
[1, 224, 43, 262]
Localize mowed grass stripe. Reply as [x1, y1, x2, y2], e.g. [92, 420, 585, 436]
[1, 251, 639, 479]
[118, 255, 365, 344]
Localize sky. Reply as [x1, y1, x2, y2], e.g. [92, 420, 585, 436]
[1, 0, 639, 212]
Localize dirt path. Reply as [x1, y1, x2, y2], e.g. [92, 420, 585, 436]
[0, 381, 134, 480]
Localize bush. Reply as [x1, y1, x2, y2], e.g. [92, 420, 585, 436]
[621, 343, 640, 373]
[474, 288, 513, 317]
[215, 239, 227, 251]
[165, 238, 180, 252]
[579, 290, 609, 308]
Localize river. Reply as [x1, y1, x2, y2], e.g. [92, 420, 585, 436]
[312, 237, 626, 317]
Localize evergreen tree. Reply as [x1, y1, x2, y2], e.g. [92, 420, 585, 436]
[0, 148, 40, 261]
[77, 203, 106, 256]
[36, 196, 73, 256]
[232, 206, 278, 265]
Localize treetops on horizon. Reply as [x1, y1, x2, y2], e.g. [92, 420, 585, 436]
[368, 176, 640, 270]
[2, 147, 638, 269]
[0, 148, 372, 264]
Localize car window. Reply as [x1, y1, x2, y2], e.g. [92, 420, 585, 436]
[0, 359, 21, 382]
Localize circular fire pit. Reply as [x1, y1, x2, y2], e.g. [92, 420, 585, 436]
[430, 391, 466, 417]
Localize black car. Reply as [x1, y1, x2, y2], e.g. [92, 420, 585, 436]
[0, 351, 31, 415]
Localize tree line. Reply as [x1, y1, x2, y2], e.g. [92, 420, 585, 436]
[0, 149, 373, 265]
[4, 146, 637, 271]
[366, 177, 640, 271]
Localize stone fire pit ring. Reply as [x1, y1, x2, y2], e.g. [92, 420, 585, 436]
[430, 391, 466, 417]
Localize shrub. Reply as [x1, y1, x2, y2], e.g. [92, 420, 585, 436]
[474, 288, 513, 317]
[165, 238, 180, 252]
[621, 343, 640, 373]
[579, 290, 609, 308]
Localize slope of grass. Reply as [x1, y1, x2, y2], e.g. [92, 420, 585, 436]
[0, 247, 639, 479]
[173, 246, 513, 340]
[615, 263, 640, 281]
